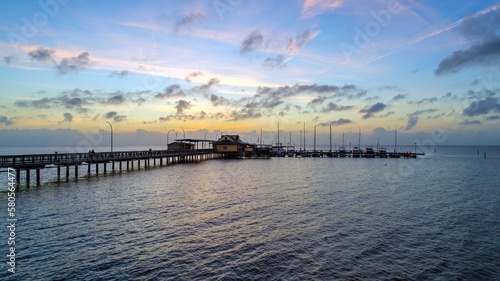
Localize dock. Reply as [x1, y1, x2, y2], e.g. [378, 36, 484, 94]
[0, 149, 219, 185]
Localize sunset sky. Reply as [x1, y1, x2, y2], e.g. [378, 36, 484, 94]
[1, 0, 499, 147]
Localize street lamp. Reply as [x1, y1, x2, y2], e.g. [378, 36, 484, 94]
[180, 127, 186, 151]
[106, 121, 113, 153]
[167, 129, 175, 150]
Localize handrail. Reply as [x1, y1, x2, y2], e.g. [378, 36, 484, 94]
[0, 149, 216, 168]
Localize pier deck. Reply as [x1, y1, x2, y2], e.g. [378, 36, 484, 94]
[1, 149, 219, 185]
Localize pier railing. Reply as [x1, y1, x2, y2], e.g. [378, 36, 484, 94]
[0, 149, 215, 168]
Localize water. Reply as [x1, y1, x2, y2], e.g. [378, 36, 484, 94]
[0, 146, 499, 280]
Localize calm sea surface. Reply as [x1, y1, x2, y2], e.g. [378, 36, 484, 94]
[0, 146, 499, 280]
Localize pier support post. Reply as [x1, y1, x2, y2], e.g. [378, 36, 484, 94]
[160, 158, 163, 167]
[36, 169, 41, 185]
[131, 160, 134, 170]
[57, 166, 61, 179]
[88, 164, 91, 175]
[75, 165, 78, 179]
[16, 169, 20, 183]
[112, 162, 115, 172]
[119, 161, 122, 171]
[104, 163, 107, 174]
[127, 161, 130, 172]
[95, 164, 99, 174]
[26, 169, 30, 183]
[66, 166, 70, 180]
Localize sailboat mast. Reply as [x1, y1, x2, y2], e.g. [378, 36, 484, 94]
[394, 129, 397, 153]
[329, 124, 332, 152]
[303, 122, 306, 151]
[314, 125, 316, 151]
[277, 122, 280, 145]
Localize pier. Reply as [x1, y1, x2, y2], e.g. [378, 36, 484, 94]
[0, 149, 219, 185]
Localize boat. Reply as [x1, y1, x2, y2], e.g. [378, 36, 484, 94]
[352, 146, 362, 158]
[379, 147, 387, 158]
[338, 146, 347, 158]
[364, 146, 375, 158]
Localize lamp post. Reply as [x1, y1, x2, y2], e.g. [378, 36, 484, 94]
[204, 131, 208, 149]
[167, 129, 175, 150]
[180, 127, 186, 151]
[106, 121, 113, 153]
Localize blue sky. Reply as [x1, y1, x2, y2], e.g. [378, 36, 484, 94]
[0, 0, 499, 147]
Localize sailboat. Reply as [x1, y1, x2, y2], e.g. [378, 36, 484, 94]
[338, 133, 346, 158]
[352, 128, 362, 158]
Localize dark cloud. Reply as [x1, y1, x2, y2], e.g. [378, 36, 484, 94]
[191, 77, 220, 93]
[155, 85, 186, 99]
[262, 55, 286, 69]
[14, 95, 89, 113]
[227, 108, 262, 121]
[359, 102, 386, 119]
[379, 85, 403, 92]
[174, 11, 205, 33]
[113, 115, 127, 122]
[3, 55, 15, 65]
[208, 94, 232, 106]
[410, 97, 438, 105]
[435, 38, 500, 76]
[240, 29, 263, 55]
[62, 112, 73, 122]
[184, 71, 203, 82]
[318, 118, 352, 127]
[486, 115, 500, 120]
[107, 95, 126, 105]
[463, 97, 500, 116]
[285, 30, 314, 53]
[175, 100, 192, 114]
[460, 119, 481, 125]
[308, 96, 327, 106]
[321, 102, 354, 113]
[0, 115, 14, 126]
[104, 111, 118, 119]
[391, 93, 408, 101]
[28, 47, 55, 62]
[109, 70, 129, 78]
[435, 8, 500, 76]
[409, 108, 438, 116]
[57, 52, 91, 74]
[405, 116, 419, 130]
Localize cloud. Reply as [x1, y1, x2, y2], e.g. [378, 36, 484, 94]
[184, 71, 203, 82]
[62, 112, 73, 122]
[262, 55, 286, 69]
[391, 93, 408, 101]
[28, 47, 55, 62]
[3, 55, 15, 65]
[155, 85, 186, 99]
[107, 94, 126, 104]
[109, 70, 129, 78]
[175, 100, 192, 114]
[56, 52, 91, 74]
[405, 116, 419, 130]
[174, 11, 205, 33]
[359, 102, 386, 119]
[285, 30, 315, 53]
[485, 115, 499, 120]
[463, 97, 500, 116]
[435, 7, 500, 76]
[434, 37, 500, 76]
[15, 94, 89, 113]
[240, 30, 264, 55]
[321, 102, 354, 113]
[191, 77, 220, 93]
[318, 118, 352, 126]
[308, 96, 327, 106]
[0, 115, 14, 126]
[208, 94, 232, 107]
[302, 0, 343, 18]
[103, 111, 126, 122]
[410, 97, 438, 105]
[227, 108, 262, 121]
[460, 119, 481, 125]
[409, 108, 438, 116]
[104, 111, 118, 119]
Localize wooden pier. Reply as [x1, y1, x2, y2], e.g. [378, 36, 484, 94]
[0, 149, 219, 185]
